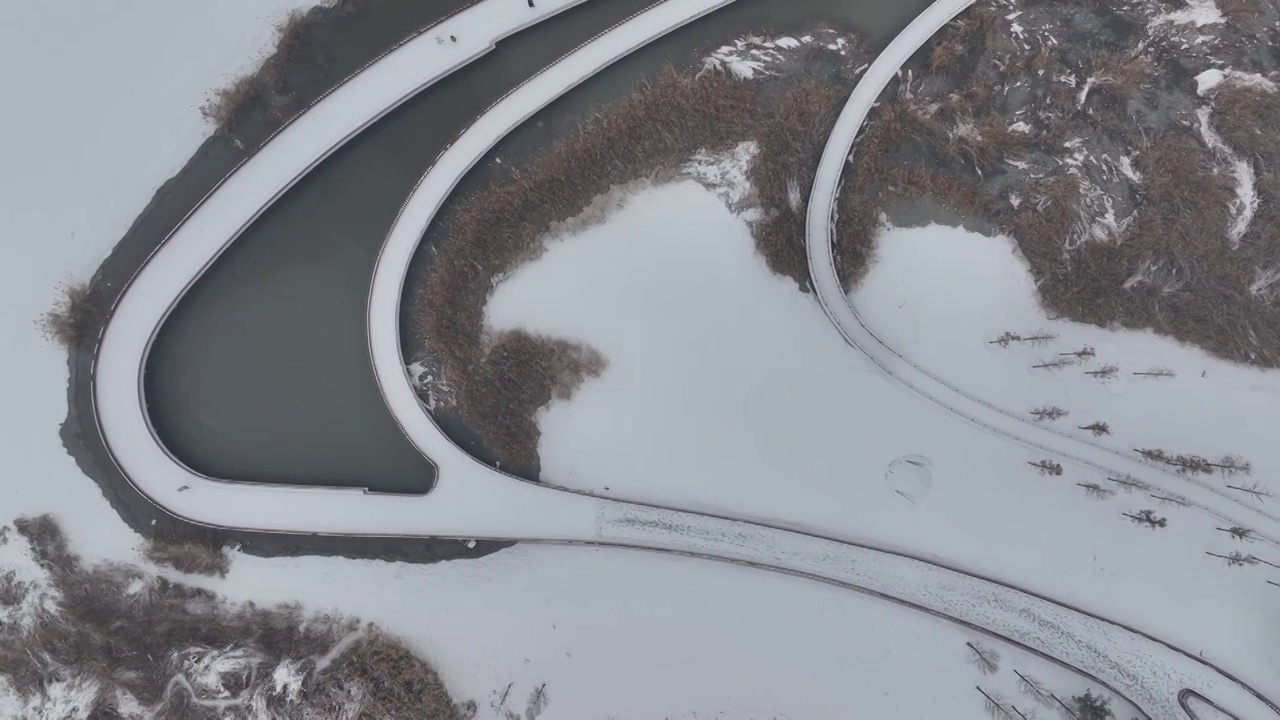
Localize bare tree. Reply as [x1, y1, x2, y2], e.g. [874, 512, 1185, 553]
[1216, 526, 1255, 542]
[1134, 448, 1169, 464]
[1149, 493, 1189, 508]
[1105, 475, 1149, 493]
[1070, 690, 1113, 720]
[990, 331, 1024, 347]
[526, 683, 550, 720]
[1023, 331, 1059, 346]
[966, 641, 1001, 675]
[1166, 454, 1213, 475]
[1132, 367, 1176, 378]
[1028, 459, 1065, 476]
[1031, 406, 1069, 422]
[1033, 358, 1075, 370]
[1059, 345, 1096, 359]
[1206, 551, 1259, 568]
[1077, 421, 1111, 436]
[1208, 455, 1252, 476]
[1077, 483, 1116, 500]
[1014, 670, 1053, 708]
[977, 686, 1014, 719]
[1085, 365, 1119, 380]
[1123, 509, 1167, 529]
[1051, 693, 1078, 719]
[1227, 482, 1275, 503]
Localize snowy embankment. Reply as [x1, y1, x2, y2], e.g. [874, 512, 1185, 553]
[802, 0, 1279, 540]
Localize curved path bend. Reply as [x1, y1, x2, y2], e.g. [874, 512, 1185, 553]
[88, 0, 1275, 716]
[367, 1, 1275, 716]
[803, 0, 1280, 545]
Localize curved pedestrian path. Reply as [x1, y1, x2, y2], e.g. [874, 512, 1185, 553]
[802, 0, 1280, 545]
[88, 0, 1276, 716]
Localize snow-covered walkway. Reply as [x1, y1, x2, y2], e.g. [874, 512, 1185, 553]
[803, 0, 1280, 545]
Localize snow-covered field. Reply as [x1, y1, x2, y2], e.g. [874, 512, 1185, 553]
[485, 176, 1280, 698]
[855, 222, 1280, 518]
[0, 1, 1135, 718]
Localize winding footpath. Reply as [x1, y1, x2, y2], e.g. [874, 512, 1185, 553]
[803, 0, 1280, 547]
[89, 0, 1277, 716]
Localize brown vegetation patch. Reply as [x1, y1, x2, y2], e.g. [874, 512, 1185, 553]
[144, 534, 231, 577]
[0, 515, 465, 718]
[201, 1, 369, 140]
[414, 61, 861, 469]
[40, 281, 102, 349]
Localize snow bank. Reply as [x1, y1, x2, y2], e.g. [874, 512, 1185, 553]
[1196, 106, 1259, 246]
[697, 29, 859, 79]
[1154, 0, 1225, 27]
[1195, 68, 1278, 95]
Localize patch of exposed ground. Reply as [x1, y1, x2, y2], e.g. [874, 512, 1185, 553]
[0, 516, 468, 719]
[835, 0, 1280, 368]
[411, 29, 868, 473]
[143, 534, 231, 578]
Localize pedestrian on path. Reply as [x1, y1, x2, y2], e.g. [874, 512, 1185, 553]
[527, 0, 534, 7]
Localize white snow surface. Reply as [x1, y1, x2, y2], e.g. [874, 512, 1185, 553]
[6, 0, 1280, 715]
[484, 179, 1280, 712]
[1155, 0, 1225, 27]
[1196, 106, 1259, 246]
[0, 0, 1110, 717]
[1195, 67, 1278, 95]
[0, 0, 1064, 717]
[697, 29, 858, 80]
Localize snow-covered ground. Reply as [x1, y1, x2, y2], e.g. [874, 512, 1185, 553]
[6, 0, 1278, 714]
[1, 523, 1135, 720]
[484, 177, 1280, 700]
[0, 1, 1134, 717]
[0, 0, 315, 541]
[855, 222, 1280, 521]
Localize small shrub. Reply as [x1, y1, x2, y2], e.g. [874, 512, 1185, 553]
[1072, 689, 1115, 720]
[40, 282, 101, 349]
[1028, 459, 1064, 476]
[965, 641, 1000, 675]
[1078, 421, 1111, 436]
[1123, 509, 1167, 529]
[1030, 405, 1068, 422]
[1077, 482, 1116, 500]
